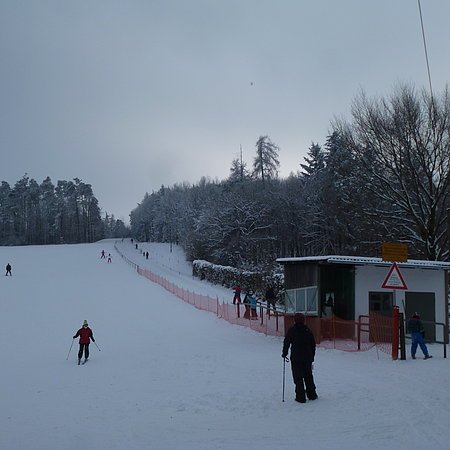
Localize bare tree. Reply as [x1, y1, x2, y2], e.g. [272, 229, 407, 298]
[333, 84, 450, 260]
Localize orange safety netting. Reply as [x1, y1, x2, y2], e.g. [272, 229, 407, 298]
[115, 245, 395, 353]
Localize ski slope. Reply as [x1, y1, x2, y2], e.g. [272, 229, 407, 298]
[1, 240, 450, 450]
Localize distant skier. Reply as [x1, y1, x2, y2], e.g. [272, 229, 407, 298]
[146, 251, 149, 260]
[265, 285, 276, 313]
[232, 285, 241, 304]
[101, 250, 106, 259]
[107, 254, 112, 263]
[5, 263, 12, 276]
[73, 320, 95, 365]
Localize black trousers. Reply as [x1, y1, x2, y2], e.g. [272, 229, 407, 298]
[291, 361, 316, 401]
[78, 343, 90, 360]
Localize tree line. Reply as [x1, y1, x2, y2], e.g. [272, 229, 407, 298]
[0, 175, 128, 245]
[130, 84, 450, 268]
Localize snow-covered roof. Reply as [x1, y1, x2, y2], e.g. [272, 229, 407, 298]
[276, 255, 450, 270]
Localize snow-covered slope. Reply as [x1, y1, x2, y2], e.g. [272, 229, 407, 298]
[1, 241, 449, 450]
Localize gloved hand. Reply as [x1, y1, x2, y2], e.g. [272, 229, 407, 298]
[92, 338, 95, 342]
[72, 336, 76, 339]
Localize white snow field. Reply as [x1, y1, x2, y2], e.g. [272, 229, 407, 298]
[1, 240, 450, 450]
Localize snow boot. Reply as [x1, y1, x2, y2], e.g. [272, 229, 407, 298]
[424, 355, 432, 360]
[78, 358, 81, 365]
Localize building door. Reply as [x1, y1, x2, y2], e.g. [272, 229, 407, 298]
[405, 292, 435, 341]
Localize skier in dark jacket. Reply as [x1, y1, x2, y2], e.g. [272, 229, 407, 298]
[5, 263, 12, 276]
[407, 312, 432, 360]
[282, 313, 318, 403]
[265, 285, 276, 313]
[73, 320, 95, 365]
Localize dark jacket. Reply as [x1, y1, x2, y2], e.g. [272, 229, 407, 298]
[73, 327, 94, 344]
[407, 318, 424, 334]
[282, 323, 316, 363]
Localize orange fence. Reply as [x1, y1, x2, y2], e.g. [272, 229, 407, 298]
[115, 244, 395, 352]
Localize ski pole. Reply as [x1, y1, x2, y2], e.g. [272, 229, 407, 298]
[93, 341, 101, 352]
[66, 338, 75, 360]
[282, 357, 287, 402]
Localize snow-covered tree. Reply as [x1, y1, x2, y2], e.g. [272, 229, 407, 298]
[300, 142, 325, 177]
[252, 135, 280, 183]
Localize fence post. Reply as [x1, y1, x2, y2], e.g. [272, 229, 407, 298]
[357, 316, 361, 351]
[399, 312, 406, 360]
[392, 306, 400, 360]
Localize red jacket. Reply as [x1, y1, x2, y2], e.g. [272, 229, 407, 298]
[74, 327, 94, 344]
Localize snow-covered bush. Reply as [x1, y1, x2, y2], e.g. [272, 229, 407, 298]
[193, 259, 264, 291]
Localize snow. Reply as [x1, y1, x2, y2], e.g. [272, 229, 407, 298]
[1, 240, 450, 450]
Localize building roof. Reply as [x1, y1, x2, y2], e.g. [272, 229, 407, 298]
[276, 255, 450, 270]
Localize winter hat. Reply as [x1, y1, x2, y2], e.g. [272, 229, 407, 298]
[412, 312, 420, 319]
[294, 313, 305, 324]
[83, 320, 88, 327]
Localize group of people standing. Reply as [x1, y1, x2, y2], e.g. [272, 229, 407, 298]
[232, 284, 278, 319]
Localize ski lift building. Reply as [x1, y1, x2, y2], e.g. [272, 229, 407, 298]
[276, 255, 450, 342]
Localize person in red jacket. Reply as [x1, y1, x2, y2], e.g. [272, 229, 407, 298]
[73, 320, 95, 365]
[232, 285, 242, 304]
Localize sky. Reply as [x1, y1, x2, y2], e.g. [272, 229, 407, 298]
[1, 240, 450, 449]
[1, 1, 450, 223]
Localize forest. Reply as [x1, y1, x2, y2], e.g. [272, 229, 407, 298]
[130, 85, 450, 270]
[0, 175, 127, 245]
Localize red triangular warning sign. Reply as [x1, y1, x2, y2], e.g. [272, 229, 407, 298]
[381, 262, 408, 290]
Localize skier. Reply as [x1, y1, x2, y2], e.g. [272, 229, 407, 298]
[265, 285, 276, 314]
[5, 263, 12, 276]
[243, 290, 258, 319]
[101, 250, 106, 259]
[407, 312, 432, 360]
[73, 320, 95, 365]
[282, 313, 318, 403]
[232, 285, 241, 304]
[107, 254, 112, 263]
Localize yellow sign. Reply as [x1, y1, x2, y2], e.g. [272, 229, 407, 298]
[382, 242, 408, 262]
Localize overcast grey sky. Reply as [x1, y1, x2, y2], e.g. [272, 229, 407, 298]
[1, 1, 449, 223]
